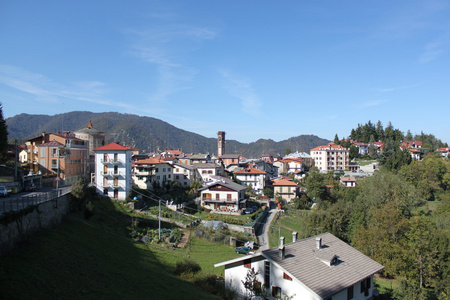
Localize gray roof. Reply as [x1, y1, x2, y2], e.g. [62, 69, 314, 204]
[174, 163, 195, 170]
[199, 180, 246, 192]
[193, 163, 218, 169]
[190, 153, 210, 159]
[262, 232, 384, 299]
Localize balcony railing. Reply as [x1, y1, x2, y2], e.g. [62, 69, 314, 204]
[201, 197, 239, 203]
[100, 159, 123, 165]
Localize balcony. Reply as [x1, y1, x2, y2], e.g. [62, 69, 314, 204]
[134, 170, 152, 176]
[101, 171, 110, 177]
[201, 197, 239, 203]
[101, 159, 123, 165]
[111, 171, 124, 177]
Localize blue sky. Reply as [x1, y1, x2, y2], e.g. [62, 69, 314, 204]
[1, 1, 449, 144]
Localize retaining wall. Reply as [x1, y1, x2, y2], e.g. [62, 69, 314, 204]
[0, 194, 70, 256]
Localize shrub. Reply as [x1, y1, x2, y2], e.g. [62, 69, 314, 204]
[174, 259, 201, 276]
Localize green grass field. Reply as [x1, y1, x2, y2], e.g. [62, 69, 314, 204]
[0, 197, 241, 299]
[268, 209, 309, 248]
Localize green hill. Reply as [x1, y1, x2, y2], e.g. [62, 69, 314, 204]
[0, 197, 237, 300]
[6, 111, 329, 157]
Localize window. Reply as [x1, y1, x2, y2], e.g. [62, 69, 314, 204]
[103, 188, 108, 195]
[272, 286, 281, 298]
[244, 259, 251, 269]
[40, 148, 45, 158]
[347, 285, 354, 300]
[216, 194, 220, 200]
[176, 175, 179, 180]
[360, 277, 370, 296]
[227, 194, 231, 201]
[264, 261, 270, 287]
[283, 272, 292, 281]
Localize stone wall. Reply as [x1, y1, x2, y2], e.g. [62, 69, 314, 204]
[0, 194, 70, 256]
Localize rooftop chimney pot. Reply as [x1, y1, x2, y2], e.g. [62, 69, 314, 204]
[316, 237, 322, 249]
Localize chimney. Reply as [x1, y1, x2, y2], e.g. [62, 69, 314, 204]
[292, 231, 298, 243]
[279, 236, 285, 260]
[316, 237, 322, 250]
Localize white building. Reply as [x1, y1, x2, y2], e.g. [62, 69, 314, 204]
[173, 163, 200, 188]
[132, 157, 174, 190]
[215, 232, 384, 300]
[194, 163, 225, 183]
[310, 142, 349, 171]
[199, 180, 246, 212]
[94, 142, 133, 200]
[234, 167, 267, 194]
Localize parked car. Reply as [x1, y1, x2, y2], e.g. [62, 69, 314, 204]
[0, 186, 8, 197]
[25, 183, 36, 192]
[244, 207, 254, 214]
[235, 246, 255, 255]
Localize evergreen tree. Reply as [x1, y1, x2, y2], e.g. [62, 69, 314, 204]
[0, 103, 8, 162]
[334, 134, 340, 144]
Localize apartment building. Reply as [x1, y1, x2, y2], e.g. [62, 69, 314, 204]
[310, 142, 349, 171]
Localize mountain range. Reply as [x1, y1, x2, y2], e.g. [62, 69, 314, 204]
[6, 111, 329, 158]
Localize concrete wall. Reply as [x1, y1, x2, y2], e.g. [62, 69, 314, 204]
[0, 194, 70, 256]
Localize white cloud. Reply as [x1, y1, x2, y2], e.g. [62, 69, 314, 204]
[0, 64, 132, 109]
[127, 24, 217, 105]
[419, 38, 447, 63]
[218, 69, 262, 116]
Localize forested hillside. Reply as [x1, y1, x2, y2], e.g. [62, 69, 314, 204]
[301, 154, 450, 299]
[6, 111, 329, 157]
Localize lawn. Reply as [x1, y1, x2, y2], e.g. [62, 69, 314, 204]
[268, 209, 309, 248]
[0, 197, 241, 300]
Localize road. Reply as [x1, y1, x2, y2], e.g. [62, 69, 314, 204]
[255, 201, 279, 251]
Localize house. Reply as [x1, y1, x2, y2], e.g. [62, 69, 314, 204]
[74, 121, 106, 174]
[408, 148, 422, 160]
[132, 157, 174, 190]
[436, 147, 449, 158]
[219, 154, 241, 168]
[340, 176, 357, 187]
[234, 167, 268, 194]
[350, 140, 369, 156]
[194, 163, 225, 183]
[94, 142, 133, 200]
[27, 132, 89, 185]
[285, 151, 313, 168]
[272, 178, 299, 202]
[310, 142, 349, 171]
[215, 232, 384, 300]
[400, 140, 423, 149]
[189, 153, 212, 165]
[173, 163, 200, 188]
[199, 180, 246, 212]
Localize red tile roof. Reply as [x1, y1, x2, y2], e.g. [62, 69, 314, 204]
[94, 142, 132, 151]
[273, 178, 299, 186]
[235, 168, 267, 175]
[311, 142, 347, 151]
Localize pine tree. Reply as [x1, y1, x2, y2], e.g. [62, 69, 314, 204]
[0, 103, 8, 162]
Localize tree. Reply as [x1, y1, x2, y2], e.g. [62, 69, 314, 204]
[70, 177, 89, 211]
[334, 134, 340, 144]
[241, 268, 263, 299]
[263, 187, 274, 198]
[349, 145, 359, 160]
[284, 148, 291, 156]
[0, 103, 8, 162]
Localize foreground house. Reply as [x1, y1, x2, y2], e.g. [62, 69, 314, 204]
[215, 232, 384, 300]
[199, 180, 246, 213]
[94, 142, 133, 200]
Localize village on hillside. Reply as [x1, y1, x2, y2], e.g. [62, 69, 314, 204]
[5, 121, 449, 209]
[2, 120, 450, 300]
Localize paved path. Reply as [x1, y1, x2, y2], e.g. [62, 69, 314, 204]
[256, 205, 279, 251]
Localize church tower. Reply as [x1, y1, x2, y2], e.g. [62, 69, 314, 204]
[218, 131, 225, 157]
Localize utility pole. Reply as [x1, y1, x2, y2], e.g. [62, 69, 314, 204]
[158, 199, 161, 241]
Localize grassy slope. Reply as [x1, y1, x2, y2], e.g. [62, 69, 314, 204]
[0, 197, 239, 300]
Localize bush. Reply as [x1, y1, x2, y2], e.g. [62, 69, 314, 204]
[174, 259, 202, 276]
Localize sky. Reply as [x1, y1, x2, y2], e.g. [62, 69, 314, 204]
[0, 1, 449, 144]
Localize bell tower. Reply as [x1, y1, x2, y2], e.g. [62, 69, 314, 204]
[218, 131, 225, 157]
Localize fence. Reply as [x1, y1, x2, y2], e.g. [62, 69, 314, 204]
[0, 188, 71, 215]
